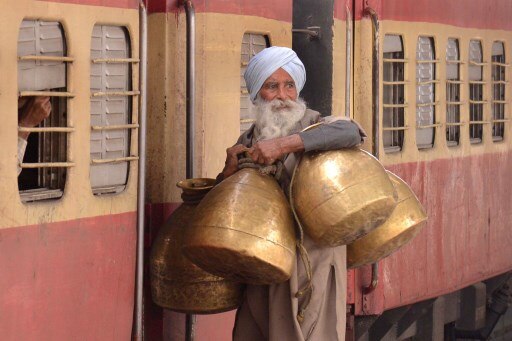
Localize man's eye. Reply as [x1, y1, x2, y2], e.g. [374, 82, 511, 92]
[286, 83, 295, 88]
[265, 83, 278, 89]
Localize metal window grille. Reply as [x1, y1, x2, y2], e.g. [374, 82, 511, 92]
[416, 36, 436, 149]
[491, 41, 506, 141]
[469, 40, 485, 144]
[383, 34, 406, 153]
[240, 33, 270, 134]
[17, 20, 73, 202]
[90, 25, 138, 195]
[446, 38, 461, 146]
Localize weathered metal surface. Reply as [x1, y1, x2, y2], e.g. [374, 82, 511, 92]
[150, 178, 243, 314]
[183, 169, 296, 285]
[347, 171, 427, 268]
[0, 212, 137, 340]
[293, 148, 397, 246]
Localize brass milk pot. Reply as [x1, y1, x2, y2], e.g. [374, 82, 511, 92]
[291, 148, 397, 247]
[182, 168, 296, 285]
[150, 178, 243, 313]
[347, 171, 427, 268]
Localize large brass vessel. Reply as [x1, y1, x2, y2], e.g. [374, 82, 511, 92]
[291, 148, 397, 247]
[150, 178, 243, 314]
[182, 168, 296, 285]
[347, 171, 427, 268]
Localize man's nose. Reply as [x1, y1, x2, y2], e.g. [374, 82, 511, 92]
[275, 85, 287, 100]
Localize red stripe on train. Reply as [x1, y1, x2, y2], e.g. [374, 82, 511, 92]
[355, 0, 512, 31]
[147, 0, 292, 22]
[36, 0, 138, 8]
[351, 149, 512, 315]
[0, 212, 137, 340]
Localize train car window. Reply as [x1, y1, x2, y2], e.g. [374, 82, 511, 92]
[491, 41, 506, 142]
[383, 34, 405, 153]
[446, 38, 461, 146]
[468, 40, 484, 144]
[17, 20, 72, 203]
[240, 33, 270, 134]
[90, 25, 134, 195]
[416, 36, 436, 149]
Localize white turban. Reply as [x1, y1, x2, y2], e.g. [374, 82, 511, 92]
[244, 46, 306, 103]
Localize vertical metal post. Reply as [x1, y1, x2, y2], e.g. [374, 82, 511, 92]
[363, 5, 380, 295]
[134, 1, 147, 340]
[183, 1, 196, 340]
[345, 5, 352, 118]
[184, 0, 195, 180]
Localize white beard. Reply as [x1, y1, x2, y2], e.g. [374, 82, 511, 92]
[253, 97, 307, 141]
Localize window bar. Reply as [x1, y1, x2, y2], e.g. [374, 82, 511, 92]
[446, 122, 466, 126]
[91, 90, 140, 97]
[91, 124, 139, 131]
[469, 100, 487, 104]
[469, 120, 491, 124]
[417, 123, 442, 129]
[18, 55, 74, 62]
[383, 58, 408, 63]
[383, 103, 408, 108]
[491, 62, 509, 67]
[446, 80, 464, 84]
[91, 58, 140, 63]
[417, 80, 440, 86]
[20, 162, 75, 168]
[468, 80, 487, 85]
[18, 127, 75, 133]
[91, 156, 139, 164]
[416, 102, 438, 107]
[382, 126, 409, 131]
[240, 119, 256, 124]
[416, 59, 440, 64]
[492, 100, 507, 104]
[491, 119, 509, 123]
[447, 101, 465, 105]
[19, 91, 74, 97]
[469, 61, 488, 66]
[446, 60, 465, 64]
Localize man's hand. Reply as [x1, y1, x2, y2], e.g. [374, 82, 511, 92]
[221, 144, 248, 179]
[248, 134, 305, 165]
[18, 96, 52, 140]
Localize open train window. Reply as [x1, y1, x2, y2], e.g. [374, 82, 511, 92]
[382, 34, 405, 153]
[491, 41, 506, 142]
[416, 36, 436, 149]
[446, 38, 461, 146]
[90, 25, 136, 195]
[17, 20, 73, 203]
[468, 40, 484, 144]
[240, 33, 270, 134]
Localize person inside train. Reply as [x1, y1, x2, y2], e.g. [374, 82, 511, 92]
[217, 46, 365, 341]
[17, 96, 52, 175]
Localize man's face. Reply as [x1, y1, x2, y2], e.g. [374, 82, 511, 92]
[259, 68, 298, 103]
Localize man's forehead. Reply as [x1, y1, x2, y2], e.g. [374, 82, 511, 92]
[263, 68, 294, 83]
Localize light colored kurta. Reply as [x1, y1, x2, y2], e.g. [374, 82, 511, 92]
[232, 109, 363, 341]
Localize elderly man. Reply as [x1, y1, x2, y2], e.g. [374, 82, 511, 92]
[219, 46, 365, 341]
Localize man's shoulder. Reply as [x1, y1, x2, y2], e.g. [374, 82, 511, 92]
[237, 124, 255, 146]
[299, 108, 321, 129]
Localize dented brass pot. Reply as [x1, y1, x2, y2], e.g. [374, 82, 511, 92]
[292, 148, 397, 247]
[150, 178, 243, 314]
[347, 171, 427, 268]
[183, 168, 296, 285]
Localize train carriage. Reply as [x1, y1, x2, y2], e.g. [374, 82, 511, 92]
[0, 0, 140, 339]
[2, 0, 512, 340]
